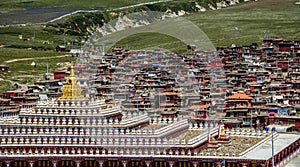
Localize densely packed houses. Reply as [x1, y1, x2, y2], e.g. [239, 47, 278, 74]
[0, 39, 300, 167]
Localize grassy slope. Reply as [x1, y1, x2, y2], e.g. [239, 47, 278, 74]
[187, 0, 300, 46]
[113, 0, 300, 52]
[0, 48, 76, 84]
[113, 32, 187, 53]
[1, 56, 76, 84]
[0, 25, 77, 85]
[0, 25, 77, 50]
[0, 80, 13, 94]
[0, 0, 157, 13]
[0, 0, 158, 24]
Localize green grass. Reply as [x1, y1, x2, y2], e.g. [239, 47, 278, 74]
[0, 48, 61, 63]
[0, 25, 78, 50]
[1, 54, 76, 84]
[113, 32, 187, 53]
[0, 80, 14, 94]
[186, 0, 300, 46]
[0, 48, 76, 84]
[0, 0, 159, 24]
[0, 0, 158, 13]
[113, 0, 300, 49]
[0, 22, 79, 86]
[0, 0, 216, 25]
[0, 24, 79, 84]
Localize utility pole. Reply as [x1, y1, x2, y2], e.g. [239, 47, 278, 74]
[102, 44, 105, 57]
[250, 110, 252, 128]
[271, 127, 276, 167]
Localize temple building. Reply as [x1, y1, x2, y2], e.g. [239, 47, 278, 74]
[1, 37, 300, 167]
[0, 58, 300, 167]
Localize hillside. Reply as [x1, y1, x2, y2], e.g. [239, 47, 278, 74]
[187, 0, 300, 46]
[0, 0, 299, 91]
[113, 0, 300, 50]
[0, 0, 158, 24]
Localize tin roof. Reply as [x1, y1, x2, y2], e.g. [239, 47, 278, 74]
[242, 133, 300, 160]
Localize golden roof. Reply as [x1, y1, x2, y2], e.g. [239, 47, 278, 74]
[59, 64, 85, 100]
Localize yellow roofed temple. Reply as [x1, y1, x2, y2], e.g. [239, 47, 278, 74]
[59, 64, 85, 100]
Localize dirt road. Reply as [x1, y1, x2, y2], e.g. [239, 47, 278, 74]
[5, 55, 66, 63]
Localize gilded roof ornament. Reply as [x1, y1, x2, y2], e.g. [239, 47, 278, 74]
[59, 63, 85, 100]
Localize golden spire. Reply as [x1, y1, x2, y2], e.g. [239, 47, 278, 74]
[59, 63, 85, 100]
[70, 63, 75, 77]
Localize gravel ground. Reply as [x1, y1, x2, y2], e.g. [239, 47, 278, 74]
[285, 155, 300, 167]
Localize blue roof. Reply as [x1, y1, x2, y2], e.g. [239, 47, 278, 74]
[153, 64, 162, 67]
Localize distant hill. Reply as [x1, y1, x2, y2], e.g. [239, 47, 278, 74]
[0, 0, 158, 24]
[43, 0, 253, 37]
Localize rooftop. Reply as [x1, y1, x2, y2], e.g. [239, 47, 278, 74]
[227, 93, 253, 100]
[242, 133, 300, 160]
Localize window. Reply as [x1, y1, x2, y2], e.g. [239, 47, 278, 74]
[243, 118, 250, 124]
[288, 120, 295, 125]
[165, 96, 170, 102]
[198, 112, 204, 116]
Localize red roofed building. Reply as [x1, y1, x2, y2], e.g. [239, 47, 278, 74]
[224, 93, 253, 129]
[190, 105, 210, 119]
[227, 93, 253, 100]
[54, 70, 69, 80]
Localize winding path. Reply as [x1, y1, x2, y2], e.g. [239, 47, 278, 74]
[0, 0, 172, 27]
[2, 55, 66, 91]
[5, 55, 66, 63]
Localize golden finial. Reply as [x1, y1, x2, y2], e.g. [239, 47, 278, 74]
[70, 62, 75, 77]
